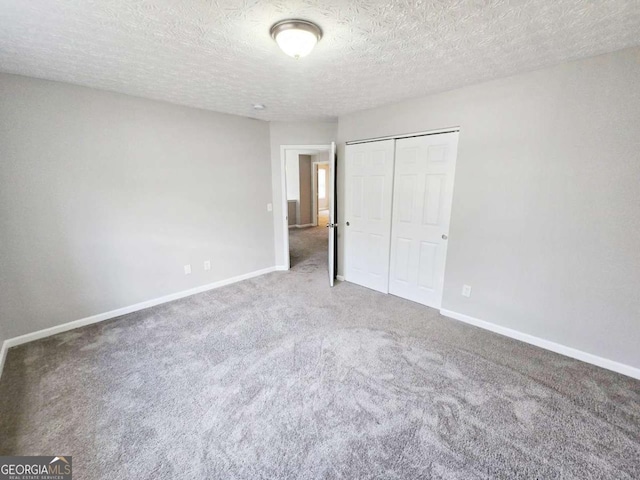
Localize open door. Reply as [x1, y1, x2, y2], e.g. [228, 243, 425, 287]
[328, 141, 337, 286]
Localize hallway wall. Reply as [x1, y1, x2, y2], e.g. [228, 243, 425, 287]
[298, 155, 313, 226]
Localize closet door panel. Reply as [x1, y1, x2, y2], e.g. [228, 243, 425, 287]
[344, 140, 395, 293]
[389, 133, 459, 308]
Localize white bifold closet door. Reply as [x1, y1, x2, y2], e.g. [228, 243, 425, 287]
[344, 140, 395, 293]
[389, 132, 459, 308]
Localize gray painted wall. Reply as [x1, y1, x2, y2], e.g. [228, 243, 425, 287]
[0, 73, 274, 340]
[0, 320, 5, 355]
[269, 122, 337, 267]
[0, 245, 7, 349]
[337, 46, 640, 369]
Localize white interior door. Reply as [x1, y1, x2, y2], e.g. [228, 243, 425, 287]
[344, 140, 395, 293]
[328, 142, 336, 286]
[389, 132, 459, 308]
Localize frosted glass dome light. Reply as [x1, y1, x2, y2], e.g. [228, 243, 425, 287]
[270, 20, 322, 59]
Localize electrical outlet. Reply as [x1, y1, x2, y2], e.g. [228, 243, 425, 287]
[462, 285, 472, 297]
[203, 260, 211, 271]
[267, 203, 273, 212]
[184, 264, 192, 275]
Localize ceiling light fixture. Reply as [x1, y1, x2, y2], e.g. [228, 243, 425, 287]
[270, 19, 322, 59]
[252, 103, 266, 111]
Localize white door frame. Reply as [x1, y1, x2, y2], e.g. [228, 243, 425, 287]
[280, 144, 332, 270]
[311, 160, 330, 226]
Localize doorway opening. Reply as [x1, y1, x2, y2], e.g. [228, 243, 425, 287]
[312, 161, 330, 228]
[280, 144, 336, 285]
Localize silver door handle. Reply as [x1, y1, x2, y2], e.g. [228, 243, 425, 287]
[442, 234, 448, 240]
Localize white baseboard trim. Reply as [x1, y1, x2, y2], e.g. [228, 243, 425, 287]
[0, 266, 278, 374]
[440, 309, 640, 380]
[292, 223, 314, 229]
[275, 265, 288, 271]
[336, 275, 345, 281]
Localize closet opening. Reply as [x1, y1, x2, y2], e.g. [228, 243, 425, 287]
[343, 129, 460, 309]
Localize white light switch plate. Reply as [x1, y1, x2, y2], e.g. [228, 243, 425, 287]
[267, 203, 273, 212]
[204, 260, 211, 271]
[184, 264, 192, 275]
[462, 285, 472, 297]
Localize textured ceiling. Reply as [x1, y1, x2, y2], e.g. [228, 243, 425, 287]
[0, 0, 639, 121]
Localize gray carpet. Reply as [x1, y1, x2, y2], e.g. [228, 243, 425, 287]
[1, 224, 639, 479]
